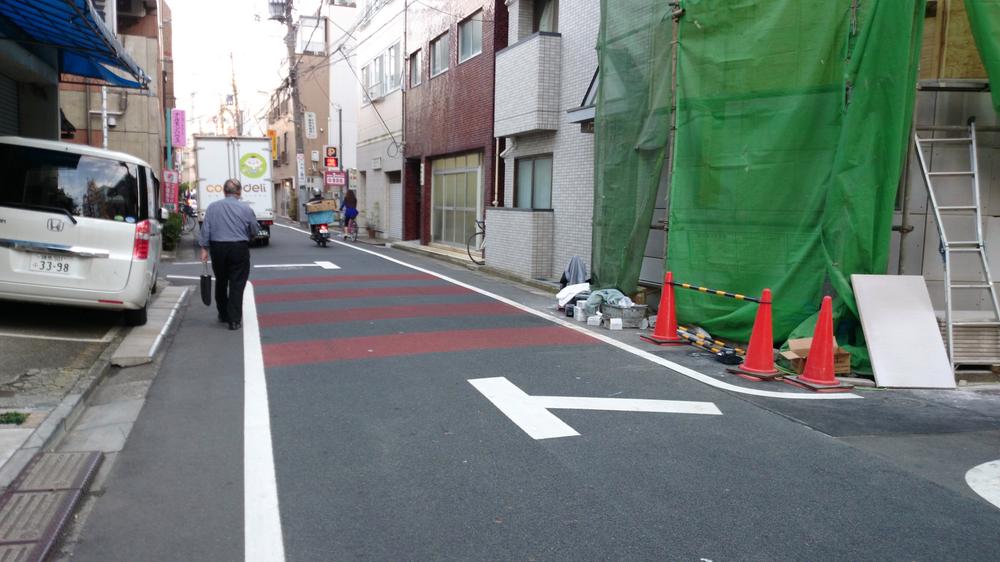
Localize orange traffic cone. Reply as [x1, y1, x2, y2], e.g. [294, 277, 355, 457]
[733, 289, 781, 381]
[786, 296, 853, 392]
[640, 272, 684, 345]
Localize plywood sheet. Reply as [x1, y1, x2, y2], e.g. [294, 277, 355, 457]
[852, 275, 956, 388]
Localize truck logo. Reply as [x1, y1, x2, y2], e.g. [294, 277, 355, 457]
[240, 152, 267, 179]
[47, 218, 65, 232]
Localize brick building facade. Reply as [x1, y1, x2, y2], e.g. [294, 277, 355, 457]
[403, 0, 508, 244]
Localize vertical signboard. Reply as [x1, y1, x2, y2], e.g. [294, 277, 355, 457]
[163, 169, 180, 206]
[305, 111, 317, 139]
[296, 153, 306, 185]
[267, 129, 278, 159]
[171, 109, 186, 147]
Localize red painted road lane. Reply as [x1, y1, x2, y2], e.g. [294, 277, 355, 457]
[253, 273, 433, 287]
[258, 302, 521, 328]
[255, 285, 468, 304]
[263, 326, 594, 367]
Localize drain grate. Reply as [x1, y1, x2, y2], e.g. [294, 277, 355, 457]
[0, 452, 101, 561]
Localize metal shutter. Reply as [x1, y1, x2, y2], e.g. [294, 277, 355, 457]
[0, 74, 19, 136]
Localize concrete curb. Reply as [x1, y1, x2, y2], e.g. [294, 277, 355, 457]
[388, 242, 560, 295]
[0, 287, 190, 490]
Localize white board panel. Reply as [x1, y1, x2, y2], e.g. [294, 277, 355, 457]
[852, 275, 955, 389]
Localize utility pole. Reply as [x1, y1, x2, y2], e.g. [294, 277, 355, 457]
[282, 0, 307, 202]
[230, 52, 243, 135]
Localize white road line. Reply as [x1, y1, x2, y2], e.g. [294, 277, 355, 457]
[171, 261, 205, 265]
[273, 223, 861, 400]
[469, 377, 580, 439]
[243, 282, 286, 561]
[0, 331, 113, 343]
[167, 274, 210, 281]
[966, 459, 1000, 510]
[314, 260, 340, 269]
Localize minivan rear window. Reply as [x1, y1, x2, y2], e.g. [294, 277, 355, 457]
[0, 144, 142, 222]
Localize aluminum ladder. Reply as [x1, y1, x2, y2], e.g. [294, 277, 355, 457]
[914, 118, 1000, 366]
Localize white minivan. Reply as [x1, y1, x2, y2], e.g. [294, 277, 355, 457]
[0, 137, 163, 326]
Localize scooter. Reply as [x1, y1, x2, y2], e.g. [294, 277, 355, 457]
[306, 208, 334, 248]
[310, 222, 331, 247]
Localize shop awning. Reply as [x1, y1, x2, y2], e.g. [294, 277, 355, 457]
[0, 0, 150, 88]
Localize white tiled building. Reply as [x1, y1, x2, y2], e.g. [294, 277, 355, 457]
[355, 0, 405, 240]
[489, 0, 598, 281]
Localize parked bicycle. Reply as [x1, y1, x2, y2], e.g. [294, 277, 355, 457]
[179, 202, 197, 234]
[467, 219, 485, 265]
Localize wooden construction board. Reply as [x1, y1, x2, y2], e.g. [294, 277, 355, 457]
[852, 275, 956, 389]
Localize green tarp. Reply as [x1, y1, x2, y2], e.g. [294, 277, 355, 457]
[592, 0, 673, 295]
[966, 0, 1000, 113]
[665, 0, 925, 367]
[576, 0, 924, 371]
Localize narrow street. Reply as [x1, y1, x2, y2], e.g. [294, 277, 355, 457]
[61, 225, 1000, 561]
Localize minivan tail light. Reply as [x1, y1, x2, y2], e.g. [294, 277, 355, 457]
[133, 220, 151, 260]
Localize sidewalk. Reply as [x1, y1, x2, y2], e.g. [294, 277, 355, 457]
[0, 286, 189, 489]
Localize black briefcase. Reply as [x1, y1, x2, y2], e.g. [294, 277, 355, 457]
[200, 262, 212, 306]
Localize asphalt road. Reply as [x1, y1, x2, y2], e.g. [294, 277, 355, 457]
[69, 224, 1000, 561]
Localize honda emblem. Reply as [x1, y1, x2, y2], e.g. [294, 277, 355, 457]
[46, 218, 65, 232]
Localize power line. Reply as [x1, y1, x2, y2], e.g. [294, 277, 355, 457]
[334, 45, 402, 158]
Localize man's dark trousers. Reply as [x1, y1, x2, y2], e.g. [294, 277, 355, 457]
[209, 241, 251, 324]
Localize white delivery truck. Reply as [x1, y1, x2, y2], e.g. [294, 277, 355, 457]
[194, 136, 274, 245]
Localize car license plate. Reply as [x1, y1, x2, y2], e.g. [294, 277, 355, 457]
[29, 254, 73, 275]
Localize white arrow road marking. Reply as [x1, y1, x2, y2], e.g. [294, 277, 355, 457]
[470, 377, 722, 440]
[253, 261, 340, 269]
[966, 459, 1000, 510]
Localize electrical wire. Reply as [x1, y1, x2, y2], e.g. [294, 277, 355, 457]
[334, 45, 402, 158]
[409, 0, 493, 23]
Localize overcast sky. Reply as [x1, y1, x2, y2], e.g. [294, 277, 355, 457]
[170, 0, 296, 137]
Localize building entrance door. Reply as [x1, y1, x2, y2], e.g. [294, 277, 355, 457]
[431, 152, 481, 247]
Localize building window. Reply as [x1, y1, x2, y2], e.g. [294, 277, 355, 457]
[410, 49, 422, 87]
[297, 16, 326, 54]
[430, 33, 449, 77]
[515, 156, 553, 209]
[459, 11, 483, 63]
[533, 0, 558, 33]
[361, 42, 400, 102]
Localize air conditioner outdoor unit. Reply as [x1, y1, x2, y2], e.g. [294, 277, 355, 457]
[117, 0, 146, 19]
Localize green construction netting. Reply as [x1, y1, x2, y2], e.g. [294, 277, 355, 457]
[663, 0, 926, 370]
[592, 0, 673, 294]
[966, 0, 1000, 113]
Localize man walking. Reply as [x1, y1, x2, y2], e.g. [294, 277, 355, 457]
[198, 179, 259, 330]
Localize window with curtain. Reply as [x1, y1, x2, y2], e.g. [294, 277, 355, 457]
[515, 156, 553, 209]
[533, 0, 558, 33]
[410, 49, 422, 87]
[431, 33, 449, 76]
[459, 11, 483, 62]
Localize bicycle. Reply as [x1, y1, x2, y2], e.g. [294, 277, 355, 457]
[179, 203, 197, 235]
[343, 217, 358, 242]
[466, 219, 485, 265]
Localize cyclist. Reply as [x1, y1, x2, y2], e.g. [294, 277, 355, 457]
[340, 189, 359, 240]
